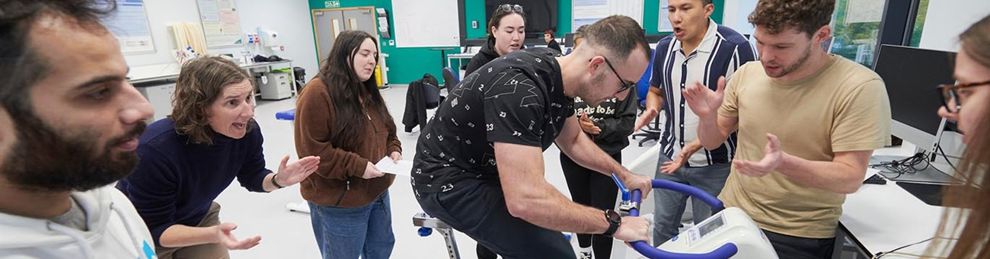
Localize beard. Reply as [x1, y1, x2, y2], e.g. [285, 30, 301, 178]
[0, 114, 146, 192]
[765, 43, 813, 78]
[580, 73, 609, 106]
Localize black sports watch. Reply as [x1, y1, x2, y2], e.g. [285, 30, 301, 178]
[602, 209, 622, 237]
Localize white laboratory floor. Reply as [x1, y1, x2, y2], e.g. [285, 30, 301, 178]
[217, 84, 660, 259]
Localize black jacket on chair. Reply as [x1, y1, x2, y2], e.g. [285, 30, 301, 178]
[402, 73, 442, 132]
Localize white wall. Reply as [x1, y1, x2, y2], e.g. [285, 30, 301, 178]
[721, 0, 757, 35]
[122, 0, 319, 79]
[234, 0, 319, 77]
[918, 1, 990, 52]
[121, 0, 197, 67]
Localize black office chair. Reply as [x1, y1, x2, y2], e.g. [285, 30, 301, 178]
[631, 106, 662, 146]
[441, 67, 459, 90]
[402, 73, 444, 132]
[292, 67, 306, 93]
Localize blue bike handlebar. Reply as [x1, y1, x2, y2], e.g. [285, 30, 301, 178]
[649, 179, 725, 212]
[614, 174, 738, 259]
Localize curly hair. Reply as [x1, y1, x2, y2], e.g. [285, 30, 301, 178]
[0, 0, 115, 120]
[170, 56, 252, 145]
[748, 0, 834, 36]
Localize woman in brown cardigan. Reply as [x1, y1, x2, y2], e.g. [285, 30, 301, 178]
[294, 30, 401, 259]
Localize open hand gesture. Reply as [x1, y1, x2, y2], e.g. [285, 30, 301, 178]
[732, 133, 783, 177]
[683, 77, 726, 119]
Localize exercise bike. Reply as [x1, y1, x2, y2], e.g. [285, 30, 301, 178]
[612, 173, 778, 259]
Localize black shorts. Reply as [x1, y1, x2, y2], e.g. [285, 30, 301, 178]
[415, 179, 576, 259]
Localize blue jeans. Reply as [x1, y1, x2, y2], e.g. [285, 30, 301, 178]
[652, 155, 731, 246]
[309, 192, 394, 259]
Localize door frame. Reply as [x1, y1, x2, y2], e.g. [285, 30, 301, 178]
[311, 6, 380, 67]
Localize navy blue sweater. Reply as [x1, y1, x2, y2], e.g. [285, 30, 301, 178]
[117, 118, 270, 246]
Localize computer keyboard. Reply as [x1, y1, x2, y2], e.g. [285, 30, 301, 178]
[863, 174, 887, 185]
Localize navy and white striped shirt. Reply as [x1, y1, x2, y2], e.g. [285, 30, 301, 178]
[650, 20, 757, 167]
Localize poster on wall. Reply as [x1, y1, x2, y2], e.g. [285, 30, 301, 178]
[101, 0, 155, 54]
[573, 0, 645, 30]
[197, 0, 244, 48]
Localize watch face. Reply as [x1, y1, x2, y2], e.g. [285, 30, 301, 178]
[606, 210, 621, 222]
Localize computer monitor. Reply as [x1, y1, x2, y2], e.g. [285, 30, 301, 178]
[563, 33, 575, 48]
[873, 44, 956, 153]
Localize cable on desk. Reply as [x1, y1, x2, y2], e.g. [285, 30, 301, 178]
[869, 152, 931, 179]
[871, 237, 934, 258]
[935, 144, 959, 174]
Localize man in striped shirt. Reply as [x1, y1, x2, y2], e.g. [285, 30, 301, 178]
[633, 0, 756, 245]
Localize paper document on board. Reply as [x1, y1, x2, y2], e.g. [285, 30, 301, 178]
[375, 157, 413, 177]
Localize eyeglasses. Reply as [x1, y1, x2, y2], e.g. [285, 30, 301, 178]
[937, 80, 990, 113]
[602, 57, 636, 95]
[498, 4, 524, 13]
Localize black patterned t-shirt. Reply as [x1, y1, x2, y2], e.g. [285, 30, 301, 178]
[411, 48, 573, 192]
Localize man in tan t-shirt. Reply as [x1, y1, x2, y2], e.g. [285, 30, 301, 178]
[682, 0, 891, 258]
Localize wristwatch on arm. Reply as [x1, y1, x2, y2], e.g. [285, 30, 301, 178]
[602, 209, 622, 237]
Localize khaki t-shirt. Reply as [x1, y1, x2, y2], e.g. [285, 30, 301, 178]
[718, 55, 891, 238]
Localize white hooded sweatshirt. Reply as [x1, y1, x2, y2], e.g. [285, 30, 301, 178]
[0, 185, 156, 259]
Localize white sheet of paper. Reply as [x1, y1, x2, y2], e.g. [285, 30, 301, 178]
[375, 156, 413, 177]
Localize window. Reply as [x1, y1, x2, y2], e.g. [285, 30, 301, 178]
[829, 0, 886, 67]
[909, 0, 930, 47]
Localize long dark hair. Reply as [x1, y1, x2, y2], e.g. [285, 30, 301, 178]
[929, 14, 990, 259]
[317, 30, 393, 147]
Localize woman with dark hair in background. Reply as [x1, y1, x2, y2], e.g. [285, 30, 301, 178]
[295, 30, 402, 259]
[544, 28, 562, 53]
[928, 14, 990, 259]
[464, 4, 527, 75]
[118, 56, 320, 258]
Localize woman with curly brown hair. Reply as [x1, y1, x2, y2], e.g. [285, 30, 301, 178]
[928, 14, 990, 259]
[117, 56, 320, 259]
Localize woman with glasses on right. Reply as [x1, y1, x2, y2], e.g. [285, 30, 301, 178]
[464, 4, 526, 75]
[928, 14, 990, 258]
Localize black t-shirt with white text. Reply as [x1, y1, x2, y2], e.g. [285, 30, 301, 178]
[411, 48, 573, 192]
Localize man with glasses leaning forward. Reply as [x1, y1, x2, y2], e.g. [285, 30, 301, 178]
[411, 16, 652, 258]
